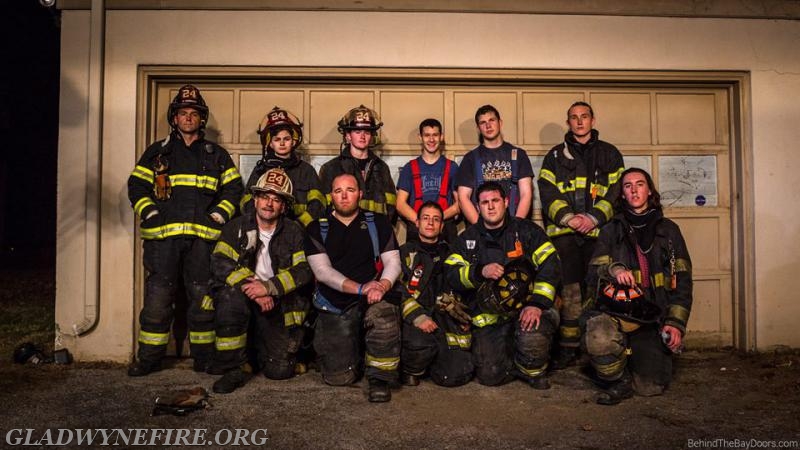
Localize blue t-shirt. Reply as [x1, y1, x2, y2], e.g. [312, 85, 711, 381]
[397, 156, 459, 208]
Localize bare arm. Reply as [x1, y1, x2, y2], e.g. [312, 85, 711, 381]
[458, 186, 479, 224]
[515, 177, 533, 220]
[443, 192, 460, 220]
[395, 189, 418, 223]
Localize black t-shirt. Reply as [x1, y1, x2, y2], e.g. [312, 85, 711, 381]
[305, 210, 398, 308]
[455, 142, 534, 201]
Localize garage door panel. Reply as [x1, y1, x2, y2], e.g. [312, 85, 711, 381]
[657, 93, 717, 144]
[380, 91, 445, 145]
[453, 92, 517, 146]
[589, 92, 652, 145]
[670, 216, 721, 271]
[521, 92, 585, 146]
[309, 91, 375, 145]
[239, 90, 305, 145]
[689, 279, 720, 332]
[199, 89, 235, 144]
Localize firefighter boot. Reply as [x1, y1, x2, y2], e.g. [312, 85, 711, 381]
[597, 373, 634, 405]
[528, 374, 551, 390]
[213, 368, 248, 394]
[127, 360, 162, 377]
[367, 379, 391, 403]
[552, 347, 577, 370]
[401, 373, 421, 386]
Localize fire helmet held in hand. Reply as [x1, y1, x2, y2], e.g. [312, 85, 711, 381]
[476, 258, 537, 314]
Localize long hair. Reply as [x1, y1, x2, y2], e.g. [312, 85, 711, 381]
[616, 167, 662, 212]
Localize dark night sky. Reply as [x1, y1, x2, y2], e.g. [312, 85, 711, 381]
[2, 1, 60, 269]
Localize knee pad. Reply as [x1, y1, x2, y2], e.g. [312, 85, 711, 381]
[584, 314, 625, 357]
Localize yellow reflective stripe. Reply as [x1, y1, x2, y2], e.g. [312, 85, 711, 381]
[240, 193, 253, 211]
[515, 361, 547, 378]
[220, 167, 242, 186]
[215, 334, 247, 351]
[547, 199, 569, 221]
[668, 304, 690, 322]
[214, 241, 240, 262]
[170, 174, 219, 190]
[141, 222, 222, 240]
[365, 354, 400, 371]
[190, 331, 216, 344]
[293, 203, 308, 215]
[472, 314, 500, 328]
[591, 183, 609, 197]
[532, 242, 556, 267]
[307, 189, 326, 205]
[325, 193, 332, 204]
[675, 258, 691, 272]
[546, 224, 574, 238]
[533, 281, 556, 302]
[594, 199, 614, 221]
[595, 358, 626, 378]
[131, 165, 154, 184]
[297, 211, 313, 226]
[385, 192, 397, 206]
[539, 168, 557, 185]
[134, 197, 156, 217]
[560, 325, 581, 339]
[291, 251, 306, 267]
[226, 267, 255, 287]
[557, 181, 573, 194]
[444, 254, 474, 289]
[200, 295, 215, 311]
[276, 271, 295, 292]
[402, 298, 422, 319]
[574, 177, 587, 189]
[139, 331, 169, 346]
[589, 255, 612, 266]
[445, 332, 472, 349]
[218, 200, 235, 218]
[653, 272, 665, 288]
[284, 311, 306, 327]
[608, 167, 624, 185]
[359, 199, 387, 214]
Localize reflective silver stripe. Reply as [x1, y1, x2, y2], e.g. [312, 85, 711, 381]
[213, 241, 240, 262]
[276, 271, 295, 292]
[594, 199, 614, 221]
[538, 168, 557, 185]
[533, 281, 556, 302]
[284, 311, 306, 327]
[291, 251, 307, 266]
[608, 167, 624, 185]
[445, 332, 472, 349]
[515, 360, 547, 378]
[472, 314, 500, 328]
[444, 254, 474, 289]
[140, 222, 222, 241]
[547, 199, 569, 221]
[220, 167, 242, 186]
[189, 331, 216, 344]
[532, 242, 556, 267]
[138, 331, 169, 346]
[218, 200, 235, 218]
[131, 165, 154, 184]
[226, 267, 255, 286]
[215, 334, 247, 351]
[170, 174, 219, 190]
[365, 354, 400, 371]
[402, 299, 421, 318]
[134, 197, 156, 217]
[200, 295, 214, 311]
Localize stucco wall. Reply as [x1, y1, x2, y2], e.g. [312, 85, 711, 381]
[56, 10, 800, 360]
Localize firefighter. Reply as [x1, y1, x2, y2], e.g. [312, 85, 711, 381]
[583, 168, 692, 405]
[127, 84, 244, 376]
[209, 168, 314, 393]
[538, 101, 625, 369]
[399, 201, 473, 387]
[445, 181, 560, 389]
[304, 173, 403, 402]
[319, 105, 397, 222]
[241, 106, 326, 227]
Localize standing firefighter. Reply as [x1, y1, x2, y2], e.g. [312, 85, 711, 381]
[127, 84, 243, 376]
[538, 101, 625, 369]
[242, 107, 326, 227]
[583, 168, 692, 405]
[209, 168, 314, 393]
[319, 105, 397, 222]
[445, 181, 560, 389]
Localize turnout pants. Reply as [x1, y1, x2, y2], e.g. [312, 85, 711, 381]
[471, 308, 559, 386]
[314, 301, 401, 386]
[212, 286, 307, 379]
[137, 237, 216, 364]
[552, 235, 596, 350]
[401, 312, 473, 387]
[582, 311, 673, 395]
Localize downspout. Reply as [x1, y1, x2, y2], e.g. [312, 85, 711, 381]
[70, 0, 105, 336]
